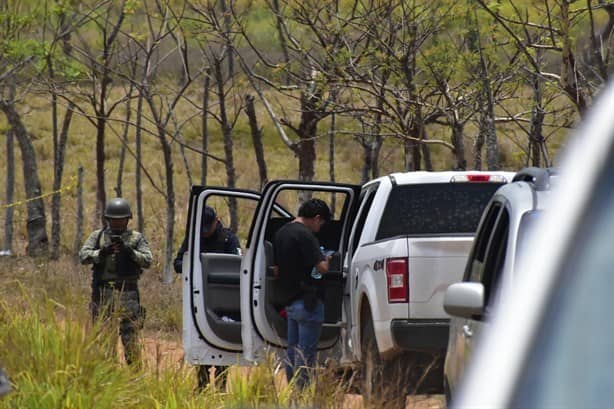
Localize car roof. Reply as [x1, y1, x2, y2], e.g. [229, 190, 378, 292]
[454, 83, 614, 407]
[492, 178, 553, 215]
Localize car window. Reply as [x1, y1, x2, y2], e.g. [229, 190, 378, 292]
[465, 202, 503, 282]
[481, 209, 509, 310]
[510, 159, 614, 408]
[376, 183, 504, 239]
[350, 185, 378, 250]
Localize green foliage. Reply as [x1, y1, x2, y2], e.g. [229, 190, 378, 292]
[0, 262, 370, 408]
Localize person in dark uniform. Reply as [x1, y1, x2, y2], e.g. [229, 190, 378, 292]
[79, 198, 153, 367]
[273, 198, 331, 389]
[173, 205, 240, 389]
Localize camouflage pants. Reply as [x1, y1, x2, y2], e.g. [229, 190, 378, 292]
[91, 282, 145, 366]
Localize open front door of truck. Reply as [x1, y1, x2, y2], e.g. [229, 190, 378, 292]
[240, 181, 361, 363]
[183, 186, 292, 367]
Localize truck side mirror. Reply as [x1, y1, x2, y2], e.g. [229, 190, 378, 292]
[444, 282, 485, 319]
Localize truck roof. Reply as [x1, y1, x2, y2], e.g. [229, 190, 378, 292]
[377, 170, 516, 186]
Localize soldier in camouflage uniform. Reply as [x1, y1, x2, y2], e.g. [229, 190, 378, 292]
[79, 198, 153, 366]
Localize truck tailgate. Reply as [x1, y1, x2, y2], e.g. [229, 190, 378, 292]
[407, 237, 473, 318]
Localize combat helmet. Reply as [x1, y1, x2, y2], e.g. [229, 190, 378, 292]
[104, 197, 132, 219]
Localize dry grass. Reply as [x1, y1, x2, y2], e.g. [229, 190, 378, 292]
[0, 256, 445, 408]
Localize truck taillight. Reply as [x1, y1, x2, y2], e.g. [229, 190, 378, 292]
[450, 174, 509, 183]
[386, 257, 408, 303]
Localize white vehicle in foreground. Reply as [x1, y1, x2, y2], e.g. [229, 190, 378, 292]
[453, 82, 614, 408]
[443, 167, 556, 402]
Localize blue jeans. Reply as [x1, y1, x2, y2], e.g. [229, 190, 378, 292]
[285, 298, 324, 388]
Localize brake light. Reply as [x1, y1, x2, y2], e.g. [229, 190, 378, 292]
[450, 174, 508, 183]
[386, 257, 408, 303]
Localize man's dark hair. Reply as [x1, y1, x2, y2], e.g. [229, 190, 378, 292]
[298, 198, 331, 222]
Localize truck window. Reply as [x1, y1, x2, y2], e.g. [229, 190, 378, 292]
[376, 183, 504, 239]
[350, 187, 378, 251]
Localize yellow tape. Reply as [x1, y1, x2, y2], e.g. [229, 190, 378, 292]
[1, 175, 78, 209]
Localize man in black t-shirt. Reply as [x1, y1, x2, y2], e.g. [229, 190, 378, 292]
[273, 198, 331, 388]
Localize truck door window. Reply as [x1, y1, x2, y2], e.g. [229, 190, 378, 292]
[350, 187, 378, 252]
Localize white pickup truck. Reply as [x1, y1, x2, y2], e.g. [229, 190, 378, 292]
[180, 171, 513, 396]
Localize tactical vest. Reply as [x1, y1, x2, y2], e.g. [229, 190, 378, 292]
[93, 229, 141, 281]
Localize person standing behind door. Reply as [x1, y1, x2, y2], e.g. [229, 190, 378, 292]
[273, 198, 332, 389]
[173, 205, 240, 389]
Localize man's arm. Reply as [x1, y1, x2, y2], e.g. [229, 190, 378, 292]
[315, 258, 329, 274]
[79, 230, 103, 265]
[308, 235, 329, 274]
[130, 234, 153, 268]
[173, 237, 188, 273]
[227, 233, 241, 255]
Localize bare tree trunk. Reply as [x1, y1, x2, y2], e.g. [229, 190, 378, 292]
[219, 0, 234, 80]
[201, 68, 211, 185]
[361, 140, 373, 185]
[473, 13, 499, 170]
[115, 85, 133, 197]
[473, 126, 485, 171]
[371, 136, 384, 179]
[3, 126, 15, 255]
[73, 165, 84, 264]
[135, 90, 145, 233]
[95, 107, 107, 225]
[179, 140, 194, 188]
[412, 140, 422, 171]
[452, 123, 467, 170]
[473, 87, 487, 171]
[480, 61, 499, 170]
[246, 94, 268, 190]
[329, 112, 336, 216]
[116, 138, 126, 197]
[0, 101, 48, 256]
[143, 74, 176, 282]
[403, 139, 414, 171]
[529, 71, 545, 167]
[51, 103, 75, 259]
[214, 60, 238, 232]
[153, 120, 175, 284]
[94, 1, 126, 224]
[416, 105, 432, 171]
[295, 91, 319, 204]
[272, 0, 291, 85]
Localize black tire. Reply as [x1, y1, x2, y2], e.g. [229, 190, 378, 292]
[361, 314, 407, 408]
[361, 314, 385, 406]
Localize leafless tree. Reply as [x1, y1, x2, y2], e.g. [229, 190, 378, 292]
[60, 0, 130, 225]
[245, 94, 268, 190]
[122, 0, 193, 283]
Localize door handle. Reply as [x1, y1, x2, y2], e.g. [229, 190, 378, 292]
[462, 324, 473, 338]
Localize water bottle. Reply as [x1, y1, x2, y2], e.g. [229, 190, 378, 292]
[311, 247, 324, 279]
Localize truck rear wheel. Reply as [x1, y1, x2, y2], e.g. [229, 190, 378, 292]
[361, 315, 384, 405]
[361, 315, 406, 408]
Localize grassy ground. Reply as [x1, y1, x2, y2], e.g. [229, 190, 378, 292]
[0, 256, 444, 408]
